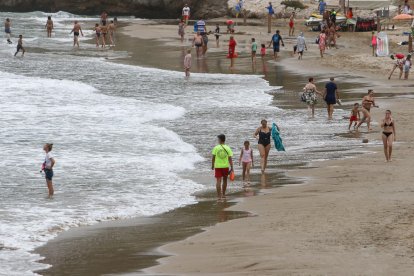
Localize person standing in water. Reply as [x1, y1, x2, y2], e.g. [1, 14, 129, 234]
[228, 36, 237, 68]
[251, 38, 257, 65]
[296, 32, 307, 60]
[214, 24, 220, 47]
[100, 23, 108, 48]
[212, 134, 234, 200]
[107, 20, 116, 46]
[70, 20, 83, 48]
[5, 18, 12, 44]
[101, 11, 108, 26]
[323, 77, 339, 120]
[356, 89, 378, 131]
[45, 16, 53, 38]
[381, 110, 396, 162]
[289, 12, 295, 36]
[14, 35, 25, 57]
[42, 143, 55, 198]
[254, 119, 272, 173]
[184, 49, 192, 77]
[239, 140, 253, 185]
[178, 19, 185, 43]
[303, 77, 323, 118]
[268, 30, 284, 60]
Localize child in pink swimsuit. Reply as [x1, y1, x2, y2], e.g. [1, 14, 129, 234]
[239, 140, 253, 184]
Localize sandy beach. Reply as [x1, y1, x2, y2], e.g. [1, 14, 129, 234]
[116, 20, 414, 275]
[28, 16, 414, 276]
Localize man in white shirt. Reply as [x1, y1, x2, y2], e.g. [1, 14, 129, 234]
[182, 4, 191, 25]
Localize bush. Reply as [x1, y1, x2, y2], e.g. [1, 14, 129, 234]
[281, 0, 307, 10]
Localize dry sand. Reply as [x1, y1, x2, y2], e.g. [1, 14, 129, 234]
[121, 20, 414, 275]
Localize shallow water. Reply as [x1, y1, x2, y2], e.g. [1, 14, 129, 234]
[0, 11, 364, 275]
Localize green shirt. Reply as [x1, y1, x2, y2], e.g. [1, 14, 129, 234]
[251, 42, 257, 52]
[212, 144, 233, 168]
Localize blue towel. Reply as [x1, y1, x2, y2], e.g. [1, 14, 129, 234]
[272, 123, 285, 151]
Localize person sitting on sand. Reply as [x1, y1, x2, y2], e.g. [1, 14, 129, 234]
[184, 49, 192, 77]
[254, 119, 272, 174]
[356, 89, 378, 131]
[192, 32, 204, 58]
[45, 16, 53, 38]
[212, 134, 233, 200]
[348, 103, 360, 130]
[381, 110, 396, 162]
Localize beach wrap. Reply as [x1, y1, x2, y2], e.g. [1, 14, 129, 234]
[272, 122, 285, 151]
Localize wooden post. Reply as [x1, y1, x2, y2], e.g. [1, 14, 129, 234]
[268, 14, 271, 33]
[244, 10, 247, 26]
[409, 34, 413, 53]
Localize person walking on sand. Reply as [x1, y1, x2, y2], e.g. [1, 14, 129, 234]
[268, 30, 284, 60]
[348, 103, 360, 130]
[303, 77, 323, 118]
[251, 38, 258, 64]
[239, 140, 253, 185]
[323, 77, 339, 120]
[289, 12, 295, 36]
[254, 119, 273, 174]
[192, 31, 204, 58]
[182, 4, 190, 25]
[70, 20, 83, 48]
[381, 110, 396, 162]
[318, 30, 326, 58]
[5, 18, 12, 44]
[184, 49, 192, 77]
[14, 35, 25, 57]
[212, 134, 234, 200]
[108, 20, 116, 46]
[45, 16, 53, 38]
[228, 36, 237, 68]
[403, 54, 412, 79]
[356, 89, 378, 131]
[178, 19, 185, 43]
[42, 143, 55, 198]
[296, 32, 307, 60]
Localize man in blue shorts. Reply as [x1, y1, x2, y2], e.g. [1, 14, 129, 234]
[268, 30, 284, 59]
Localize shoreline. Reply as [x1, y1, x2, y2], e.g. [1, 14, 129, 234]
[35, 19, 414, 275]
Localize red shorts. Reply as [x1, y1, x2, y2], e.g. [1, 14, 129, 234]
[183, 15, 189, 20]
[215, 168, 229, 178]
[350, 115, 358, 122]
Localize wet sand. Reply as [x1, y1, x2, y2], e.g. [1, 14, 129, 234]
[37, 19, 414, 275]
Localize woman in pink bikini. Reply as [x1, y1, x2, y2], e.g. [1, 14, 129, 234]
[239, 140, 254, 184]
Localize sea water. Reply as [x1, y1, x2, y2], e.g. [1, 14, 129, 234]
[0, 11, 361, 275]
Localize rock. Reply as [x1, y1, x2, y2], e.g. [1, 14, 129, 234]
[362, 138, 369, 143]
[0, 0, 228, 19]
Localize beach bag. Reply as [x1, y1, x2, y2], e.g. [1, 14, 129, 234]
[300, 92, 307, 102]
[315, 36, 320, 44]
[229, 170, 235, 181]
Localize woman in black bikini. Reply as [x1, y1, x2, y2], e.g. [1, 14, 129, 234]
[381, 110, 396, 162]
[254, 119, 272, 173]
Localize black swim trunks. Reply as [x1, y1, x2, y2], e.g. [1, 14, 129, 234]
[74, 31, 79, 37]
